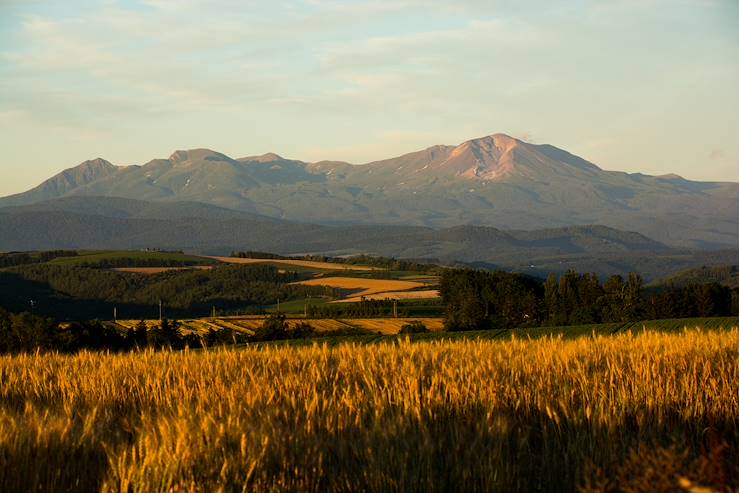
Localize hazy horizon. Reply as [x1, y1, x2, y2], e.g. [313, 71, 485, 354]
[1, 0, 737, 196]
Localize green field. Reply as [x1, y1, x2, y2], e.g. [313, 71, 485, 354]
[263, 297, 333, 314]
[263, 298, 444, 316]
[47, 250, 215, 266]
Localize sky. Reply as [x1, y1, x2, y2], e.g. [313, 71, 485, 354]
[0, 0, 737, 196]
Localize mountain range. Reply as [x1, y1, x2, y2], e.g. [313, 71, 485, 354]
[3, 133, 738, 249]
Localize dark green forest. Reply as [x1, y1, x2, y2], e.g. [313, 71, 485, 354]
[441, 269, 739, 331]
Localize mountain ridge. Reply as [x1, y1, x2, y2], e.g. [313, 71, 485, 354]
[2, 133, 738, 248]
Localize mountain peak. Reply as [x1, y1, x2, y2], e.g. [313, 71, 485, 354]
[658, 173, 685, 180]
[239, 152, 285, 163]
[490, 132, 523, 146]
[258, 152, 283, 162]
[169, 149, 233, 164]
[438, 133, 521, 180]
[65, 158, 117, 179]
[463, 133, 524, 151]
[78, 157, 116, 170]
[0, 157, 118, 206]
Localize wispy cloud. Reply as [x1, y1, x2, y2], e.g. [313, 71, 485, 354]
[709, 148, 726, 160]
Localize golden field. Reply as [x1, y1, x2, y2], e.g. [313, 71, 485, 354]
[205, 256, 380, 271]
[294, 276, 432, 298]
[0, 329, 737, 492]
[115, 317, 445, 336]
[339, 289, 441, 303]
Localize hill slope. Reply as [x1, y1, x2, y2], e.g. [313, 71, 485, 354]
[655, 265, 739, 289]
[2, 134, 739, 248]
[3, 197, 739, 280]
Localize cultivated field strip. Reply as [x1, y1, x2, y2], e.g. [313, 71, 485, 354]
[205, 256, 381, 271]
[338, 289, 440, 303]
[114, 316, 739, 340]
[296, 277, 439, 303]
[0, 329, 736, 492]
[116, 317, 446, 335]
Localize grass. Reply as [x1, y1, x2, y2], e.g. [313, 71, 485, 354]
[518, 316, 739, 338]
[263, 298, 445, 317]
[47, 251, 214, 266]
[263, 297, 333, 314]
[0, 328, 736, 492]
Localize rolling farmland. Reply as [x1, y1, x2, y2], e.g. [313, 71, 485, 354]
[206, 256, 381, 271]
[338, 289, 440, 302]
[293, 276, 440, 302]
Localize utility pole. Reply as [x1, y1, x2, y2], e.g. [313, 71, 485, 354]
[159, 299, 163, 321]
[393, 300, 398, 319]
[212, 305, 216, 318]
[113, 307, 117, 322]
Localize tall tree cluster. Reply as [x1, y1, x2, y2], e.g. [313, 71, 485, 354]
[442, 269, 739, 331]
[0, 308, 258, 354]
[441, 270, 542, 331]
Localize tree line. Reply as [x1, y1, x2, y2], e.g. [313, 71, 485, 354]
[1, 307, 426, 354]
[306, 300, 410, 319]
[441, 268, 739, 331]
[0, 306, 252, 353]
[74, 257, 207, 268]
[0, 250, 79, 268]
[0, 309, 316, 354]
[230, 251, 440, 273]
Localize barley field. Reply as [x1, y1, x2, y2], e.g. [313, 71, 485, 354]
[294, 276, 428, 297]
[339, 289, 441, 303]
[0, 329, 737, 492]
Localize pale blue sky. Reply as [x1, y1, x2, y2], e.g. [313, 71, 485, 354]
[1, 0, 737, 196]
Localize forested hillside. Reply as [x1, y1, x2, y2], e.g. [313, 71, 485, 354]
[656, 265, 739, 289]
[0, 264, 334, 320]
